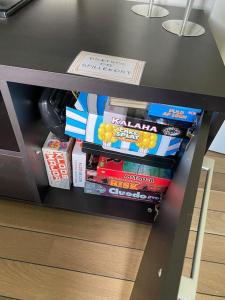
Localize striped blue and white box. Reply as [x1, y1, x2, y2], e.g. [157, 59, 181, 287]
[65, 106, 182, 157]
[65, 107, 88, 141]
[75, 92, 108, 115]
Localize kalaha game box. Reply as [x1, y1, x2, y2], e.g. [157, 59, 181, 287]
[42, 132, 74, 189]
[66, 93, 201, 158]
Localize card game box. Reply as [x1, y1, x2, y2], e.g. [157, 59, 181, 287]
[72, 139, 86, 187]
[42, 132, 74, 189]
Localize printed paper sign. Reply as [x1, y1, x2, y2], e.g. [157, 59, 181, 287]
[67, 51, 146, 85]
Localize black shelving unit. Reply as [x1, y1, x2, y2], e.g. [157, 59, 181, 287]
[0, 91, 19, 152]
[44, 186, 156, 223]
[0, 0, 225, 299]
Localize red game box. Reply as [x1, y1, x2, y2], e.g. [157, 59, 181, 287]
[87, 156, 171, 192]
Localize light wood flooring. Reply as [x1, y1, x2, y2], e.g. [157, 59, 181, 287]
[0, 151, 224, 300]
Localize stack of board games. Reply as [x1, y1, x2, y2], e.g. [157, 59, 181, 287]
[85, 154, 171, 197]
[84, 154, 164, 221]
[86, 155, 172, 193]
[64, 92, 201, 221]
[65, 92, 201, 158]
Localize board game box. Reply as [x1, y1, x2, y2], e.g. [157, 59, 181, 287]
[84, 181, 161, 203]
[84, 181, 161, 222]
[65, 93, 201, 157]
[42, 132, 74, 189]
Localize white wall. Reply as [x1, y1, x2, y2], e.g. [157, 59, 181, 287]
[209, 0, 225, 64]
[155, 0, 214, 10]
[208, 0, 225, 154]
[128, 0, 215, 11]
[210, 123, 225, 153]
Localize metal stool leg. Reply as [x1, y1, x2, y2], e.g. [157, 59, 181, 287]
[178, 157, 214, 300]
[131, 0, 169, 18]
[162, 0, 205, 37]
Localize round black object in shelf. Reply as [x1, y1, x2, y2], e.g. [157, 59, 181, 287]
[38, 88, 76, 141]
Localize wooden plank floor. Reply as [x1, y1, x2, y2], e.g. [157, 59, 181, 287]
[0, 151, 224, 300]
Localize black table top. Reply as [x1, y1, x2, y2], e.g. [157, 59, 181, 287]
[0, 0, 225, 111]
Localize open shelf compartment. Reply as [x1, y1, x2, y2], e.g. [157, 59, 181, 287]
[4, 81, 212, 300]
[5, 82, 209, 222]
